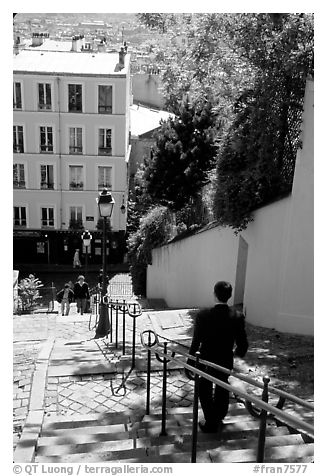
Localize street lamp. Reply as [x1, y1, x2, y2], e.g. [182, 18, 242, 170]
[81, 230, 92, 282]
[94, 189, 115, 339]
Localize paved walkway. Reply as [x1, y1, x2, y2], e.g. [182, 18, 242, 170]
[13, 300, 196, 452]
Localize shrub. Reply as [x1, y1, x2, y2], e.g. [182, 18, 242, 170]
[17, 275, 44, 313]
[127, 206, 174, 295]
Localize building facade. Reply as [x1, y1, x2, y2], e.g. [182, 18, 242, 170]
[13, 46, 131, 265]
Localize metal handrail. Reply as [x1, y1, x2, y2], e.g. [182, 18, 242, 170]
[154, 339, 314, 411]
[89, 288, 142, 369]
[153, 346, 314, 436]
[140, 329, 314, 463]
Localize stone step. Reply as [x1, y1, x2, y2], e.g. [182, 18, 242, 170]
[39, 425, 296, 453]
[209, 443, 314, 463]
[42, 411, 142, 430]
[35, 449, 211, 463]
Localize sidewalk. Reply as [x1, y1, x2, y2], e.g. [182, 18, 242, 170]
[13, 301, 196, 453]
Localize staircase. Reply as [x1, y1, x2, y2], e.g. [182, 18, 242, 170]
[34, 402, 313, 463]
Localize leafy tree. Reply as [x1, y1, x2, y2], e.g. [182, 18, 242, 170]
[213, 13, 314, 230]
[144, 97, 217, 211]
[136, 13, 176, 33]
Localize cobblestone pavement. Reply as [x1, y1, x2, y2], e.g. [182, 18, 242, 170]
[13, 340, 43, 447]
[13, 283, 195, 452]
[44, 370, 193, 417]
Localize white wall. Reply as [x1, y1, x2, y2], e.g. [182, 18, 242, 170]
[147, 81, 314, 336]
[147, 226, 239, 308]
[276, 81, 314, 334]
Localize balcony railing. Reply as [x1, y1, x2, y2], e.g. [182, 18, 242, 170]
[41, 220, 54, 228]
[98, 183, 112, 190]
[13, 220, 27, 228]
[69, 146, 83, 154]
[40, 145, 53, 153]
[98, 105, 112, 114]
[69, 182, 84, 190]
[38, 103, 52, 110]
[13, 102, 22, 109]
[69, 219, 84, 230]
[13, 180, 26, 189]
[13, 145, 24, 153]
[40, 182, 54, 190]
[98, 147, 112, 156]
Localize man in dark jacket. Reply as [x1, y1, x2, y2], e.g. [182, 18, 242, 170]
[73, 275, 90, 315]
[187, 281, 248, 432]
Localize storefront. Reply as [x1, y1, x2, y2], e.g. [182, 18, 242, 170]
[13, 229, 126, 265]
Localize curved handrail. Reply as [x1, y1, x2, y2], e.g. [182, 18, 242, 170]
[141, 329, 314, 438]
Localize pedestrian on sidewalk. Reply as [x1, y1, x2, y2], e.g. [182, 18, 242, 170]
[186, 281, 248, 433]
[73, 275, 90, 315]
[56, 283, 74, 316]
[73, 249, 81, 268]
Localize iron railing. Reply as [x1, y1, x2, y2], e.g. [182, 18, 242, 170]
[140, 329, 314, 464]
[89, 288, 142, 368]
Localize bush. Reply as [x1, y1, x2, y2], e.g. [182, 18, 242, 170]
[17, 274, 44, 313]
[127, 206, 174, 295]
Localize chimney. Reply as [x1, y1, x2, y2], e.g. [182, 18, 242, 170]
[119, 47, 126, 68]
[71, 34, 84, 52]
[32, 32, 46, 47]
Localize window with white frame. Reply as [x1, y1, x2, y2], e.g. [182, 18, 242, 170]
[98, 166, 112, 190]
[40, 165, 54, 189]
[13, 125, 24, 153]
[13, 206, 27, 227]
[41, 207, 54, 227]
[40, 126, 53, 153]
[68, 84, 82, 112]
[38, 83, 52, 110]
[13, 82, 22, 109]
[69, 127, 83, 154]
[69, 165, 83, 190]
[69, 206, 83, 228]
[13, 164, 25, 189]
[98, 128, 112, 155]
[98, 85, 112, 114]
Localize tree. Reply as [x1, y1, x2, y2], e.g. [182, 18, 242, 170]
[213, 13, 314, 230]
[144, 97, 217, 211]
[136, 13, 176, 33]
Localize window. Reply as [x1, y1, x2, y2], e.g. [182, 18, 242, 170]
[68, 84, 82, 112]
[69, 165, 83, 190]
[13, 206, 26, 227]
[38, 83, 52, 110]
[98, 128, 112, 155]
[98, 85, 112, 114]
[69, 127, 83, 154]
[13, 125, 24, 153]
[40, 165, 54, 189]
[69, 206, 83, 229]
[98, 166, 112, 190]
[41, 207, 54, 227]
[40, 126, 53, 153]
[13, 82, 22, 109]
[13, 164, 25, 189]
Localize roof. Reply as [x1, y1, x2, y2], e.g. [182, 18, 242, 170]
[13, 49, 130, 76]
[130, 104, 174, 137]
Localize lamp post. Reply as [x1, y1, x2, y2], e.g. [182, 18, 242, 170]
[94, 189, 115, 339]
[81, 230, 92, 282]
